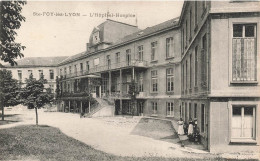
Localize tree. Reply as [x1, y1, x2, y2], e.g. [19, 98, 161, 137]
[20, 74, 53, 125]
[0, 69, 21, 120]
[0, 1, 26, 66]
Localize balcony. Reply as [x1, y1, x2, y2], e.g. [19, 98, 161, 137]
[136, 92, 147, 98]
[60, 60, 148, 80]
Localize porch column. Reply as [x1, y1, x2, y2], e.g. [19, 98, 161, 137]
[119, 69, 122, 114]
[109, 71, 111, 96]
[69, 101, 70, 113]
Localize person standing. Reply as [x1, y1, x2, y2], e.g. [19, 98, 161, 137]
[177, 118, 185, 135]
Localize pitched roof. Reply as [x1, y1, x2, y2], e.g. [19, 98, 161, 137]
[59, 17, 179, 65]
[59, 52, 86, 64]
[4, 56, 68, 68]
[113, 17, 179, 45]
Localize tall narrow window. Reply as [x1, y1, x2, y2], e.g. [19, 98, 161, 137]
[182, 28, 184, 53]
[69, 66, 72, 74]
[49, 69, 54, 80]
[186, 60, 188, 90]
[151, 41, 157, 61]
[166, 68, 174, 92]
[60, 69, 62, 76]
[201, 104, 205, 133]
[190, 54, 192, 88]
[116, 52, 120, 64]
[189, 9, 192, 39]
[86, 62, 89, 72]
[194, 103, 197, 118]
[107, 55, 111, 69]
[18, 70, 22, 82]
[232, 105, 256, 140]
[28, 70, 33, 77]
[195, 1, 197, 26]
[166, 37, 174, 58]
[182, 64, 184, 92]
[151, 70, 158, 92]
[80, 63, 83, 71]
[138, 72, 143, 92]
[138, 45, 143, 61]
[189, 103, 192, 119]
[195, 46, 198, 86]
[202, 0, 206, 10]
[38, 70, 43, 79]
[74, 65, 77, 74]
[232, 24, 257, 82]
[201, 34, 207, 87]
[152, 102, 157, 114]
[64, 67, 67, 76]
[167, 102, 174, 116]
[185, 20, 188, 46]
[126, 49, 131, 66]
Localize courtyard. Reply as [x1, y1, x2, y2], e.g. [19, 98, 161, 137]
[0, 105, 258, 160]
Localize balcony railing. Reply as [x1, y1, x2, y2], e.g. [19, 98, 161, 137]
[60, 60, 148, 80]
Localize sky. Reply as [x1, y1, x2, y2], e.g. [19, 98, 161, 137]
[15, 1, 184, 58]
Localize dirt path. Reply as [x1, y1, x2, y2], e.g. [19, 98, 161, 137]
[2, 108, 255, 160]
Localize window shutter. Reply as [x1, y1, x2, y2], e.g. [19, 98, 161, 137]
[201, 49, 207, 88]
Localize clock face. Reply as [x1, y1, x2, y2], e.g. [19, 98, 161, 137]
[93, 31, 100, 44]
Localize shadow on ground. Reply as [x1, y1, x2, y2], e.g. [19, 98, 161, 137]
[131, 118, 180, 143]
[0, 114, 22, 125]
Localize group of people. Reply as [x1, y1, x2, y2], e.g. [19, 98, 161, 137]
[177, 118, 200, 142]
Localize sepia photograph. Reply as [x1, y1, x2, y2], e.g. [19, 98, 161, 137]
[0, 0, 259, 160]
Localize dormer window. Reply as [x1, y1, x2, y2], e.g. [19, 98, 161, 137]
[93, 31, 100, 44]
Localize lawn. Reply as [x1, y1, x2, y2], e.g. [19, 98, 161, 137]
[0, 125, 254, 161]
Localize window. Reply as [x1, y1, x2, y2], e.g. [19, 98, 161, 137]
[185, 20, 188, 46]
[182, 28, 184, 53]
[232, 24, 257, 82]
[195, 1, 197, 26]
[64, 67, 67, 76]
[49, 84, 54, 93]
[182, 64, 184, 92]
[69, 66, 72, 74]
[107, 55, 111, 69]
[126, 49, 131, 66]
[151, 41, 157, 61]
[194, 103, 197, 118]
[94, 58, 99, 66]
[80, 63, 83, 71]
[166, 68, 174, 92]
[86, 62, 89, 72]
[232, 105, 256, 140]
[74, 65, 77, 74]
[138, 45, 143, 61]
[152, 102, 157, 114]
[167, 102, 174, 116]
[201, 34, 207, 87]
[116, 52, 120, 64]
[201, 104, 205, 133]
[60, 69, 62, 76]
[38, 70, 43, 79]
[138, 72, 143, 92]
[189, 103, 192, 119]
[18, 70, 22, 81]
[190, 54, 192, 88]
[151, 70, 158, 92]
[195, 46, 198, 86]
[186, 60, 188, 90]
[166, 37, 174, 58]
[49, 70, 54, 80]
[28, 70, 33, 77]
[189, 9, 192, 39]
